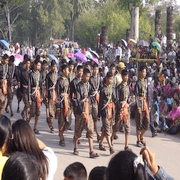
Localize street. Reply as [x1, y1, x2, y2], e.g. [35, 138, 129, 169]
[6, 98, 180, 180]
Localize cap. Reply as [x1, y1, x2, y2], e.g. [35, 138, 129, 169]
[118, 62, 126, 69]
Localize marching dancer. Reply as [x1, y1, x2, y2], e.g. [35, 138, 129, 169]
[28, 60, 43, 134]
[5, 55, 19, 116]
[0, 54, 9, 114]
[45, 60, 58, 133]
[112, 69, 131, 151]
[56, 64, 71, 146]
[73, 68, 99, 158]
[134, 65, 150, 147]
[98, 72, 116, 155]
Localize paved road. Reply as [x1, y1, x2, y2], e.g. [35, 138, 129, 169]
[6, 99, 180, 180]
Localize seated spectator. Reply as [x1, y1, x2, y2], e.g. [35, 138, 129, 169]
[163, 99, 180, 135]
[88, 166, 106, 180]
[106, 147, 174, 180]
[0, 115, 12, 178]
[11, 119, 57, 180]
[63, 162, 87, 180]
[2, 152, 40, 180]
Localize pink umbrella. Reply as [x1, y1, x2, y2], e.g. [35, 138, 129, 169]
[90, 58, 99, 65]
[14, 54, 23, 61]
[66, 52, 74, 58]
[14, 54, 23, 66]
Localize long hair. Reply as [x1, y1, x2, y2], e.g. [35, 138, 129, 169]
[11, 120, 48, 180]
[2, 152, 40, 180]
[0, 115, 12, 155]
[106, 151, 148, 180]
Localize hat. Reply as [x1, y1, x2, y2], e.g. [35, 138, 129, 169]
[118, 62, 126, 69]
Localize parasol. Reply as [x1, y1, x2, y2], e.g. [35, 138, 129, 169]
[74, 52, 87, 63]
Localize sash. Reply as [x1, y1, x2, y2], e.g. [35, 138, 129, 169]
[84, 98, 89, 123]
[2, 64, 8, 95]
[142, 97, 149, 119]
[35, 88, 41, 109]
[121, 102, 129, 122]
[49, 85, 56, 104]
[107, 102, 114, 120]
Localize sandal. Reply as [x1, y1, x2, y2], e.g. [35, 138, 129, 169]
[97, 135, 101, 142]
[10, 111, 14, 117]
[99, 144, 106, 151]
[21, 111, 25, 120]
[137, 141, 142, 147]
[114, 134, 119, 140]
[110, 147, 115, 155]
[50, 127, 55, 133]
[124, 146, 132, 151]
[59, 140, 65, 147]
[5, 108, 9, 113]
[34, 129, 40, 135]
[140, 138, 146, 146]
[17, 108, 20, 113]
[73, 148, 79, 155]
[89, 151, 100, 158]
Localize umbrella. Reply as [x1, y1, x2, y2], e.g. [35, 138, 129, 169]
[90, 50, 99, 58]
[74, 52, 87, 63]
[129, 38, 137, 44]
[152, 42, 161, 51]
[138, 40, 149, 47]
[14, 54, 23, 66]
[53, 44, 59, 49]
[0, 40, 9, 50]
[48, 54, 59, 64]
[90, 57, 99, 65]
[66, 52, 74, 58]
[86, 51, 93, 59]
[121, 39, 127, 47]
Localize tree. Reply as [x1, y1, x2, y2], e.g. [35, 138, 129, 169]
[0, 0, 24, 42]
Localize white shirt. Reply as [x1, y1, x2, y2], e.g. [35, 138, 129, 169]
[43, 147, 58, 180]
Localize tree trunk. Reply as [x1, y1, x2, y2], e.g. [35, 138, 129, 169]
[5, 4, 12, 42]
[155, 10, 161, 38]
[166, 6, 173, 48]
[130, 7, 139, 42]
[126, 29, 131, 43]
[101, 26, 108, 46]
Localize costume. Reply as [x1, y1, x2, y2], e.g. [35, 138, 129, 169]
[56, 76, 71, 133]
[45, 71, 58, 129]
[134, 78, 150, 130]
[7, 64, 19, 103]
[113, 82, 130, 134]
[19, 68, 31, 109]
[75, 81, 93, 139]
[28, 70, 43, 117]
[0, 63, 8, 109]
[89, 75, 101, 122]
[98, 84, 116, 136]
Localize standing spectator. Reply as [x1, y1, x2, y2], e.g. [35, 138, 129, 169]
[115, 45, 122, 62]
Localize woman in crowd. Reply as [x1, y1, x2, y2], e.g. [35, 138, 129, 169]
[0, 115, 12, 179]
[11, 119, 57, 180]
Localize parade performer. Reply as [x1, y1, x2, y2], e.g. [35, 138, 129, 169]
[98, 72, 116, 155]
[16, 54, 28, 113]
[70, 65, 83, 115]
[19, 58, 31, 121]
[28, 60, 43, 134]
[89, 63, 101, 142]
[5, 55, 19, 116]
[73, 68, 99, 158]
[112, 69, 131, 151]
[45, 60, 58, 133]
[56, 64, 71, 147]
[0, 54, 9, 114]
[41, 60, 49, 122]
[134, 65, 150, 147]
